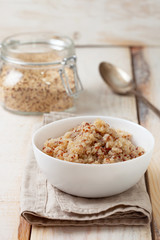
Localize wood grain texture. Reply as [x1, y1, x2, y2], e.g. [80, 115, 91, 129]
[0, 202, 20, 240]
[0, 109, 42, 240]
[131, 47, 160, 240]
[18, 217, 31, 240]
[31, 225, 151, 240]
[75, 47, 137, 121]
[0, 0, 159, 46]
[30, 47, 152, 239]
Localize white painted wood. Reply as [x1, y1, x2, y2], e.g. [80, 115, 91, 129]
[134, 47, 160, 239]
[0, 111, 42, 201]
[0, 202, 20, 240]
[75, 47, 137, 121]
[0, 0, 159, 46]
[31, 225, 152, 240]
[0, 110, 42, 240]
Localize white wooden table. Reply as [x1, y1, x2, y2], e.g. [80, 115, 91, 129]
[0, 46, 160, 240]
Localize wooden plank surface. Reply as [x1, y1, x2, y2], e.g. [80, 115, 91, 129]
[0, 0, 160, 46]
[31, 225, 151, 240]
[1, 46, 157, 239]
[30, 47, 152, 239]
[18, 217, 31, 240]
[0, 110, 42, 240]
[131, 47, 160, 240]
[0, 202, 20, 240]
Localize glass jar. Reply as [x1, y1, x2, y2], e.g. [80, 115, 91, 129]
[0, 33, 83, 114]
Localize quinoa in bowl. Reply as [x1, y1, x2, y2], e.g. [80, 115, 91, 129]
[42, 119, 145, 164]
[33, 116, 154, 197]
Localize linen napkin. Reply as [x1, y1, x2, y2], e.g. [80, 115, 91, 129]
[20, 112, 152, 226]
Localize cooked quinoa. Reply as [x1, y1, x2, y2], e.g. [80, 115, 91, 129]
[42, 119, 145, 164]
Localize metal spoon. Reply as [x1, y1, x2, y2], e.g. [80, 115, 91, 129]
[99, 62, 160, 117]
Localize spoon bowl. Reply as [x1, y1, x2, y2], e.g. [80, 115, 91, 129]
[99, 61, 160, 118]
[99, 62, 135, 94]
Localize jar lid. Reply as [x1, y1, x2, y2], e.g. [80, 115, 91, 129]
[1, 32, 75, 66]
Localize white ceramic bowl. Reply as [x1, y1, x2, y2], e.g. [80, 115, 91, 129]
[32, 116, 154, 198]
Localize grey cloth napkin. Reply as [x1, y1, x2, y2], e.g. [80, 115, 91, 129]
[20, 112, 152, 226]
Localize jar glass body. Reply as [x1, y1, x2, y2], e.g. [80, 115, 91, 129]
[0, 33, 82, 114]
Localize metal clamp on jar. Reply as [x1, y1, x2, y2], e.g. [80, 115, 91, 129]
[0, 33, 83, 114]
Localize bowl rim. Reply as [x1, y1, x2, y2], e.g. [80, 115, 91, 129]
[32, 115, 155, 167]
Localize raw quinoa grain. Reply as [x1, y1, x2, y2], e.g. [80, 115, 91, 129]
[0, 52, 75, 112]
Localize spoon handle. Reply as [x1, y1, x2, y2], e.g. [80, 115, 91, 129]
[131, 89, 160, 117]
